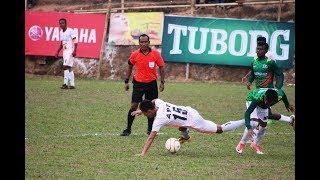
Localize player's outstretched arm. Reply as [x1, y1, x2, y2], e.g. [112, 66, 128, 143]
[247, 63, 255, 90]
[241, 71, 250, 83]
[55, 41, 63, 58]
[272, 61, 284, 89]
[159, 66, 165, 92]
[139, 131, 157, 156]
[72, 37, 78, 57]
[244, 101, 257, 129]
[131, 110, 142, 116]
[281, 92, 295, 112]
[244, 101, 257, 138]
[124, 63, 133, 91]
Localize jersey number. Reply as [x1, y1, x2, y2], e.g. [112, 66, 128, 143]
[166, 104, 187, 121]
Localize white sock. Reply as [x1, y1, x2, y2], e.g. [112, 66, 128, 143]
[279, 115, 291, 123]
[68, 71, 75, 86]
[221, 119, 245, 132]
[63, 70, 68, 85]
[253, 127, 267, 144]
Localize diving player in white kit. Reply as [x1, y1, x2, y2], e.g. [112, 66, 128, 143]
[133, 99, 247, 156]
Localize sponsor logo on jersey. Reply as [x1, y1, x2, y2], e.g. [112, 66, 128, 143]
[149, 62, 155, 68]
[254, 72, 267, 76]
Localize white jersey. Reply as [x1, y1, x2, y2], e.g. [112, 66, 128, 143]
[152, 99, 195, 132]
[60, 28, 77, 51]
[254, 51, 275, 61]
[151, 99, 221, 134]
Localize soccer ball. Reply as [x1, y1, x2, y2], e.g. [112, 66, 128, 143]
[165, 138, 181, 153]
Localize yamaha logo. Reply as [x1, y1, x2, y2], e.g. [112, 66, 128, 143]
[28, 25, 43, 41]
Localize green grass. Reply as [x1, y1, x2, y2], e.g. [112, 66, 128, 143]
[25, 74, 295, 179]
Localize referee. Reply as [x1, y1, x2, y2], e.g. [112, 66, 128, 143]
[120, 34, 165, 136]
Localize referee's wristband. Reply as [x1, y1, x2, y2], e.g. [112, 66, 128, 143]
[124, 79, 129, 83]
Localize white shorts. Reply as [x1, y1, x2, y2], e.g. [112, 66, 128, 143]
[63, 50, 74, 67]
[246, 101, 269, 122]
[187, 107, 217, 134]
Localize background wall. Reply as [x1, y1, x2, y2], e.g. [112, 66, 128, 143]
[25, 1, 295, 84]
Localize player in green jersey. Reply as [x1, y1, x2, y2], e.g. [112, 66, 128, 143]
[244, 40, 291, 126]
[235, 88, 295, 154]
[242, 37, 278, 87]
[246, 39, 284, 90]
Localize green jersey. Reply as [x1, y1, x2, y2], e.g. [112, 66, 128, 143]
[246, 88, 287, 103]
[248, 57, 284, 89]
[244, 88, 290, 129]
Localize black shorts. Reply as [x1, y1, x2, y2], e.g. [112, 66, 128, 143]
[131, 79, 158, 103]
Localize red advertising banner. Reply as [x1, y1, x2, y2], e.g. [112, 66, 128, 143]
[25, 11, 107, 59]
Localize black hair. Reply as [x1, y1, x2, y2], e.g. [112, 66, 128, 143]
[257, 41, 269, 51]
[59, 18, 67, 23]
[265, 89, 278, 102]
[257, 36, 266, 43]
[139, 99, 154, 112]
[139, 34, 150, 42]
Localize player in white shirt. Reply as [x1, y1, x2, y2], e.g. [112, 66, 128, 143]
[55, 18, 78, 89]
[133, 99, 247, 156]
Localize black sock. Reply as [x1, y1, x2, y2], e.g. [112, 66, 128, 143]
[179, 127, 190, 138]
[126, 109, 135, 131]
[147, 117, 154, 132]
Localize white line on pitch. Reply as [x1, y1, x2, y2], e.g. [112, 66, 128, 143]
[50, 132, 166, 138]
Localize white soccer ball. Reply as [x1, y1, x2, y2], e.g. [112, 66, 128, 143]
[165, 138, 181, 153]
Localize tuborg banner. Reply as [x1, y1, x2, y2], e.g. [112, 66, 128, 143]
[161, 15, 295, 69]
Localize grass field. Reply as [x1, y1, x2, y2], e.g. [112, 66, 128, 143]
[25, 74, 295, 179]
